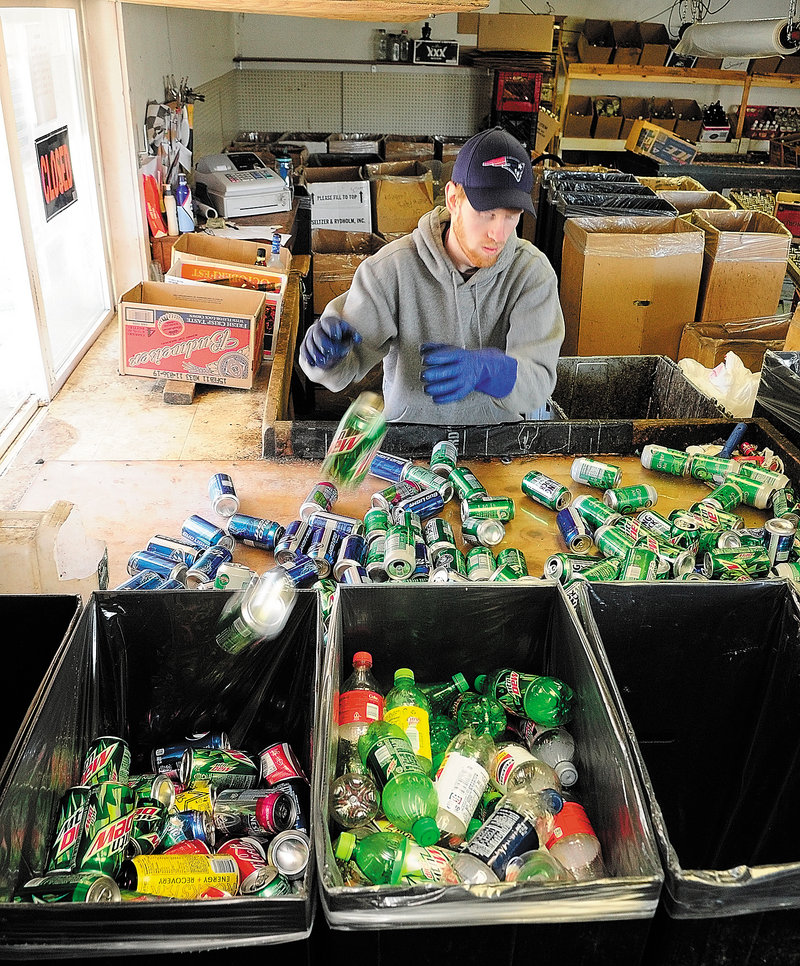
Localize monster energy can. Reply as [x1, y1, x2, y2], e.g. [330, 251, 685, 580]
[321, 392, 387, 488]
[521, 471, 571, 511]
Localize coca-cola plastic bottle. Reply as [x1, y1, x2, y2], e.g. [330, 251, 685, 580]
[338, 652, 384, 743]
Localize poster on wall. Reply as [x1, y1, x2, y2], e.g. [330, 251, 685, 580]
[35, 125, 77, 221]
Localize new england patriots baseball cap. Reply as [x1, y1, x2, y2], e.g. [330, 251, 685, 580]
[452, 126, 535, 215]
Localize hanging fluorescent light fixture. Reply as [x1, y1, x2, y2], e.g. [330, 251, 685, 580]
[674, 17, 800, 59]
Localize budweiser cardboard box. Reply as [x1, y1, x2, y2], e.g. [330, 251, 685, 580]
[625, 119, 697, 165]
[364, 161, 435, 236]
[688, 209, 792, 323]
[311, 229, 387, 314]
[118, 282, 266, 389]
[679, 316, 791, 371]
[303, 166, 372, 232]
[559, 215, 705, 358]
[476, 13, 554, 52]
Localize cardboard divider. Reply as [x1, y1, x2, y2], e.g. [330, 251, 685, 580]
[679, 314, 792, 371]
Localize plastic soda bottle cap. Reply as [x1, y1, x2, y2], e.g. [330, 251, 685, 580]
[353, 651, 372, 667]
[395, 668, 415, 682]
[334, 832, 356, 861]
[453, 673, 469, 692]
[555, 761, 578, 787]
[474, 674, 487, 692]
[412, 817, 440, 846]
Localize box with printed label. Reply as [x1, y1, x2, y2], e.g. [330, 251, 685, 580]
[364, 160, 435, 236]
[625, 120, 698, 165]
[303, 166, 372, 232]
[118, 281, 265, 389]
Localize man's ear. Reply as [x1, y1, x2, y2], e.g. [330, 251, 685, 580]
[444, 181, 459, 215]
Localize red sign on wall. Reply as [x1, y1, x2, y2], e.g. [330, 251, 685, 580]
[35, 125, 77, 221]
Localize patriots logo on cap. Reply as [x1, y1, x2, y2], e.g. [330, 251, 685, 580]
[482, 155, 525, 183]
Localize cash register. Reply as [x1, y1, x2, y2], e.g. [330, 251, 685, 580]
[194, 152, 292, 218]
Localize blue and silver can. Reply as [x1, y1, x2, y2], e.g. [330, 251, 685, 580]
[275, 156, 293, 189]
[369, 451, 411, 483]
[186, 546, 233, 588]
[146, 535, 201, 566]
[305, 524, 340, 578]
[307, 510, 363, 538]
[175, 809, 215, 848]
[208, 473, 240, 517]
[556, 506, 593, 554]
[410, 540, 431, 582]
[281, 553, 320, 588]
[159, 578, 187, 590]
[339, 564, 371, 585]
[151, 732, 230, 774]
[114, 570, 164, 591]
[333, 533, 368, 580]
[392, 488, 445, 522]
[274, 519, 310, 564]
[227, 514, 285, 552]
[181, 515, 235, 552]
[127, 550, 187, 585]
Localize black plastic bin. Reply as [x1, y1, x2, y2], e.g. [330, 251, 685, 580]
[312, 583, 663, 966]
[0, 589, 321, 958]
[575, 580, 800, 966]
[534, 170, 638, 250]
[753, 349, 800, 453]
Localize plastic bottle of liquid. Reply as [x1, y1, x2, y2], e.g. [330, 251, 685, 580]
[329, 740, 380, 830]
[358, 720, 439, 845]
[267, 232, 283, 270]
[419, 672, 469, 715]
[529, 727, 578, 788]
[545, 796, 605, 881]
[453, 691, 507, 738]
[491, 741, 561, 794]
[374, 28, 388, 61]
[434, 727, 494, 837]
[175, 174, 194, 233]
[163, 183, 179, 236]
[338, 651, 384, 743]
[429, 714, 459, 774]
[475, 668, 573, 727]
[399, 29, 411, 62]
[384, 668, 432, 773]
[505, 847, 570, 883]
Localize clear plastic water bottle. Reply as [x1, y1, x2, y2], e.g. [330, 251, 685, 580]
[384, 668, 432, 774]
[374, 28, 388, 61]
[267, 231, 283, 270]
[505, 847, 570, 883]
[330, 739, 380, 830]
[358, 721, 439, 845]
[491, 741, 561, 794]
[338, 651, 384, 743]
[475, 668, 574, 727]
[545, 797, 606, 881]
[434, 727, 494, 837]
[529, 727, 578, 788]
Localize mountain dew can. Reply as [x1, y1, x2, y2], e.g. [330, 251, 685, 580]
[594, 524, 635, 559]
[521, 471, 571, 511]
[48, 786, 90, 872]
[76, 782, 136, 876]
[686, 504, 743, 531]
[321, 392, 387, 488]
[620, 546, 660, 581]
[14, 871, 120, 903]
[570, 458, 621, 489]
[703, 548, 771, 578]
[570, 495, 621, 532]
[81, 737, 131, 787]
[640, 445, 692, 476]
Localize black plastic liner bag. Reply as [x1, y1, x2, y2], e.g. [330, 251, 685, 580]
[313, 583, 662, 934]
[575, 580, 800, 920]
[755, 349, 800, 451]
[0, 588, 321, 957]
[534, 169, 638, 249]
[0, 595, 82, 769]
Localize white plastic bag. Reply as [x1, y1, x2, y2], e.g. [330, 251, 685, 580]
[678, 351, 760, 418]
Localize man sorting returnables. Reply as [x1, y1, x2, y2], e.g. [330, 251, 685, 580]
[299, 126, 565, 425]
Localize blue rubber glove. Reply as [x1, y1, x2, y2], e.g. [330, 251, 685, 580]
[420, 343, 518, 403]
[301, 316, 362, 370]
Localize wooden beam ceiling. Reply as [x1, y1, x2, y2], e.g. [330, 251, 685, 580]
[123, 0, 489, 22]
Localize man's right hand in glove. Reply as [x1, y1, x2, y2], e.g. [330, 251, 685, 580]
[300, 315, 362, 370]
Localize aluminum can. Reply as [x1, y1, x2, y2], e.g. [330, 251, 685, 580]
[268, 777, 311, 834]
[449, 466, 487, 501]
[685, 504, 743, 531]
[279, 553, 321, 588]
[393, 488, 445, 521]
[128, 799, 170, 856]
[307, 510, 364, 538]
[114, 571, 164, 591]
[764, 517, 796, 567]
[82, 737, 131, 786]
[430, 566, 472, 584]
[461, 516, 505, 547]
[636, 509, 676, 541]
[640, 444, 692, 476]
[267, 829, 310, 881]
[575, 556, 622, 582]
[688, 454, 736, 486]
[713, 560, 753, 582]
[214, 788, 297, 838]
[299, 480, 338, 521]
[76, 781, 135, 876]
[675, 572, 709, 582]
[146, 535, 201, 566]
[173, 785, 216, 814]
[15, 871, 120, 903]
[259, 742, 308, 785]
[162, 838, 211, 857]
[208, 473, 240, 517]
[668, 513, 703, 549]
[769, 486, 796, 518]
[401, 463, 454, 502]
[603, 484, 658, 515]
[774, 561, 800, 581]
[127, 550, 187, 585]
[186, 545, 233, 588]
[364, 539, 388, 581]
[339, 564, 371, 584]
[370, 480, 421, 511]
[384, 524, 415, 580]
[276, 155, 293, 188]
[724, 474, 774, 510]
[175, 808, 215, 848]
[594, 523, 636, 559]
[321, 392, 387, 488]
[159, 578, 188, 590]
[614, 516, 660, 544]
[570, 457, 621, 489]
[430, 440, 458, 477]
[466, 546, 496, 581]
[274, 518, 310, 563]
[521, 471, 571, 511]
[250, 866, 293, 897]
[128, 774, 176, 809]
[369, 450, 411, 483]
[461, 496, 515, 523]
[333, 533, 368, 579]
[496, 547, 528, 576]
[556, 506, 593, 553]
[364, 507, 391, 544]
[213, 562, 257, 591]
[48, 786, 90, 872]
[432, 544, 467, 575]
[736, 526, 767, 547]
[180, 748, 259, 790]
[735, 463, 790, 490]
[117, 854, 239, 900]
[570, 494, 621, 533]
[695, 529, 742, 554]
[227, 514, 285, 551]
[544, 553, 599, 583]
[620, 545, 660, 581]
[410, 541, 431, 583]
[703, 548, 771, 579]
[396, 509, 423, 541]
[151, 733, 229, 775]
[217, 837, 273, 894]
[422, 517, 456, 552]
[181, 514, 236, 551]
[305, 524, 340, 578]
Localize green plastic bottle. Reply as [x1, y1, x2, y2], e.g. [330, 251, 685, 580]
[384, 668, 432, 773]
[358, 720, 439, 845]
[430, 714, 460, 774]
[454, 692, 507, 738]
[475, 668, 574, 726]
[419, 672, 469, 715]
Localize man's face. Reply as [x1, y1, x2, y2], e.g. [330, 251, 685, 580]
[445, 182, 522, 271]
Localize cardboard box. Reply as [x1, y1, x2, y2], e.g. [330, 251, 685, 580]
[383, 135, 435, 161]
[592, 109, 623, 140]
[694, 57, 723, 69]
[563, 95, 594, 138]
[784, 304, 800, 349]
[303, 166, 372, 232]
[625, 119, 698, 165]
[560, 216, 705, 358]
[774, 191, 800, 238]
[751, 55, 782, 75]
[656, 190, 735, 215]
[364, 160, 435, 236]
[277, 132, 329, 154]
[535, 108, 561, 153]
[327, 133, 382, 156]
[648, 99, 677, 132]
[413, 40, 460, 66]
[636, 175, 707, 192]
[699, 123, 730, 142]
[688, 209, 793, 324]
[457, 12, 478, 34]
[577, 20, 614, 64]
[119, 281, 266, 389]
[311, 229, 387, 314]
[672, 99, 704, 142]
[171, 233, 292, 276]
[434, 135, 469, 162]
[476, 14, 554, 53]
[637, 22, 670, 66]
[612, 21, 642, 65]
[559, 215, 704, 358]
[619, 97, 648, 140]
[679, 317, 791, 370]
[777, 54, 800, 74]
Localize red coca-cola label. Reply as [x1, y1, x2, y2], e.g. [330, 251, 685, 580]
[258, 742, 307, 784]
[546, 801, 596, 849]
[338, 689, 384, 727]
[218, 837, 267, 880]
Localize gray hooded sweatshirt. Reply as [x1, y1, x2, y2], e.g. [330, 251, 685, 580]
[300, 206, 565, 424]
